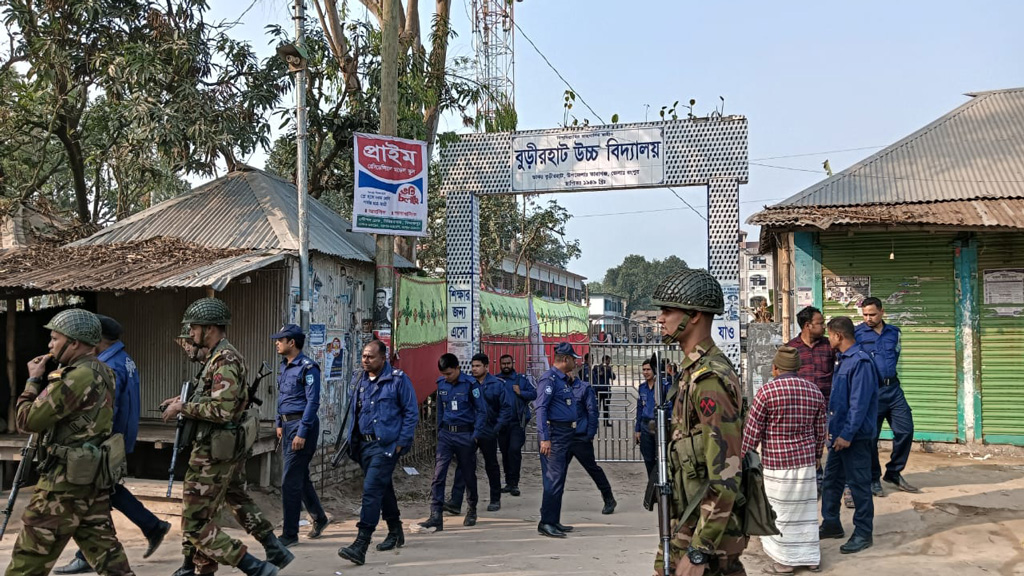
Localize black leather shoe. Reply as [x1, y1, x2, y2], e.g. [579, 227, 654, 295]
[501, 485, 512, 493]
[537, 522, 567, 538]
[871, 481, 884, 497]
[443, 500, 462, 515]
[54, 557, 92, 574]
[510, 486, 521, 497]
[278, 534, 298, 548]
[601, 495, 617, 515]
[487, 501, 501, 512]
[883, 473, 921, 493]
[419, 513, 444, 531]
[840, 534, 873, 554]
[463, 506, 478, 526]
[308, 515, 330, 539]
[819, 524, 845, 539]
[143, 520, 172, 559]
[554, 523, 574, 533]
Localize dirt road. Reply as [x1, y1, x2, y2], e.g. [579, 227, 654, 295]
[2, 450, 1023, 575]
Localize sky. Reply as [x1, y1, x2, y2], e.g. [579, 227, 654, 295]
[211, 0, 1024, 283]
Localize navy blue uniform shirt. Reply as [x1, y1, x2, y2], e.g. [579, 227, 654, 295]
[436, 371, 488, 438]
[635, 381, 657, 433]
[345, 362, 419, 457]
[276, 352, 321, 439]
[855, 322, 901, 380]
[478, 373, 515, 438]
[99, 341, 140, 454]
[534, 366, 577, 441]
[499, 370, 537, 425]
[573, 378, 598, 440]
[830, 343, 879, 443]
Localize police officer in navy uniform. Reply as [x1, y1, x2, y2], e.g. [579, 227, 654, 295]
[567, 359, 617, 515]
[272, 324, 330, 547]
[855, 297, 920, 495]
[420, 353, 488, 531]
[338, 340, 419, 566]
[634, 359, 658, 479]
[446, 353, 515, 512]
[535, 342, 583, 538]
[498, 354, 536, 496]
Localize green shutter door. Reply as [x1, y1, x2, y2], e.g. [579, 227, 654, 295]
[976, 233, 1024, 445]
[820, 232, 959, 442]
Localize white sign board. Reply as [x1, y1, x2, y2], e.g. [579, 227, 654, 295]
[984, 268, 1024, 305]
[511, 126, 665, 192]
[352, 133, 428, 236]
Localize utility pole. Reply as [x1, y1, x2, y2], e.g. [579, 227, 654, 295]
[294, 0, 311, 332]
[375, 0, 400, 335]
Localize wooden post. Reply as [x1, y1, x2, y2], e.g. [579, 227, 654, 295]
[6, 298, 17, 433]
[374, 0, 401, 333]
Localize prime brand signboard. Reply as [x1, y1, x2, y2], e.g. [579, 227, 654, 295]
[352, 133, 429, 236]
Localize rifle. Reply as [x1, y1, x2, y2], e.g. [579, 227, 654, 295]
[246, 361, 272, 410]
[653, 352, 673, 576]
[166, 380, 196, 498]
[1, 434, 36, 539]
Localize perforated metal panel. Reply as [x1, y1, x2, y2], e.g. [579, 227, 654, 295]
[439, 118, 748, 372]
[439, 118, 748, 194]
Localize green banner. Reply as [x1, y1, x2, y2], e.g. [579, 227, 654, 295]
[394, 275, 447, 348]
[531, 297, 590, 336]
[480, 291, 532, 337]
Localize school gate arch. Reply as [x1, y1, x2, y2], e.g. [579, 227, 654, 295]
[438, 117, 749, 369]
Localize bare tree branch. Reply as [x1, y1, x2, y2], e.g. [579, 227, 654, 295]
[401, 0, 421, 51]
[421, 0, 451, 159]
[356, 0, 383, 24]
[314, 0, 363, 99]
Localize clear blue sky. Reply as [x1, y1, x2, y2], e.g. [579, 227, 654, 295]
[214, 0, 1024, 282]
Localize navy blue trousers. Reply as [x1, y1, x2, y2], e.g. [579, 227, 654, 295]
[281, 419, 327, 539]
[638, 429, 656, 480]
[72, 480, 163, 562]
[356, 440, 401, 533]
[821, 438, 874, 539]
[872, 383, 915, 482]
[429, 429, 478, 513]
[568, 436, 612, 496]
[539, 426, 574, 525]
[450, 434, 502, 504]
[499, 424, 527, 488]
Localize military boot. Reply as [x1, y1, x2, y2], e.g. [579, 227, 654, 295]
[463, 506, 478, 526]
[418, 511, 444, 532]
[171, 557, 196, 576]
[376, 519, 405, 551]
[338, 528, 373, 566]
[258, 533, 295, 569]
[601, 493, 617, 515]
[236, 553, 278, 576]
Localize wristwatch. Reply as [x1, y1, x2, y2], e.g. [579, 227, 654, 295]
[27, 376, 45, 385]
[687, 547, 711, 565]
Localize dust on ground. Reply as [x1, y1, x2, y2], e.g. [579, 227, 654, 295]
[2, 450, 1023, 575]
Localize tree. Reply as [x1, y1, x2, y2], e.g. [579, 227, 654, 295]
[0, 0, 286, 223]
[599, 255, 689, 316]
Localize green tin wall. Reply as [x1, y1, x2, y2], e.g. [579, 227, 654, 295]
[976, 233, 1024, 445]
[820, 232, 959, 442]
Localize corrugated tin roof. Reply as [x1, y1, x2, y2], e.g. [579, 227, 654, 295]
[0, 237, 290, 293]
[72, 168, 415, 268]
[749, 198, 1024, 230]
[768, 87, 1024, 208]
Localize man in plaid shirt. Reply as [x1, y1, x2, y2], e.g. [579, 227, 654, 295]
[742, 346, 827, 573]
[786, 306, 835, 402]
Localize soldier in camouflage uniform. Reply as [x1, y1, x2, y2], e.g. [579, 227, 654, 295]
[160, 298, 281, 576]
[6, 309, 135, 576]
[651, 269, 747, 576]
[170, 324, 292, 576]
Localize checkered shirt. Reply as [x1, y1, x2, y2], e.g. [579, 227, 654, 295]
[786, 335, 836, 401]
[741, 373, 827, 470]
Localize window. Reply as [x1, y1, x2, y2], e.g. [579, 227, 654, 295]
[750, 274, 767, 287]
[749, 256, 767, 270]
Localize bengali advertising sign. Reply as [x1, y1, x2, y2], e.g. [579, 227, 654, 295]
[352, 133, 429, 236]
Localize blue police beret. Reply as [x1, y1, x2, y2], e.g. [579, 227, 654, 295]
[554, 342, 581, 358]
[270, 323, 304, 340]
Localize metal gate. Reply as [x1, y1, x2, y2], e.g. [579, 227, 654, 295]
[483, 337, 682, 462]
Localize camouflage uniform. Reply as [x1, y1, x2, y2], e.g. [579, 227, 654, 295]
[651, 269, 748, 576]
[180, 337, 254, 574]
[6, 310, 135, 576]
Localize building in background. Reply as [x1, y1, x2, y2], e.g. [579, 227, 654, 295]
[492, 257, 586, 304]
[740, 230, 775, 326]
[588, 292, 627, 341]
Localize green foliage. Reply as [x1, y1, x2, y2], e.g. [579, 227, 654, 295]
[599, 254, 689, 315]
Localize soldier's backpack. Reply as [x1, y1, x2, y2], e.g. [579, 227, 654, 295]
[738, 450, 779, 536]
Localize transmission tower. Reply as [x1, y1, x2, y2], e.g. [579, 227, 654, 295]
[472, 0, 516, 129]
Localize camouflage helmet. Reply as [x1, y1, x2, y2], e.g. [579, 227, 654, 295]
[650, 268, 725, 315]
[181, 297, 231, 326]
[44, 309, 102, 346]
[176, 323, 190, 340]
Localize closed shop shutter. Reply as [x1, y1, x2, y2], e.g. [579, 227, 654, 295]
[976, 233, 1024, 445]
[820, 232, 958, 441]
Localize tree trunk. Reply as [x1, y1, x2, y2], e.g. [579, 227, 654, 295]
[54, 120, 90, 223]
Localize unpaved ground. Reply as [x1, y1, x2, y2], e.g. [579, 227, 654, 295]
[2, 450, 1023, 575]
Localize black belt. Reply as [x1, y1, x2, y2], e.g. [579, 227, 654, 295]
[443, 424, 473, 433]
[880, 377, 900, 387]
[362, 434, 379, 442]
[280, 413, 304, 422]
[549, 420, 577, 429]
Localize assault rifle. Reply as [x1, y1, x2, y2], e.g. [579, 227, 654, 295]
[166, 380, 196, 497]
[246, 361, 272, 410]
[653, 353, 673, 575]
[0, 434, 36, 539]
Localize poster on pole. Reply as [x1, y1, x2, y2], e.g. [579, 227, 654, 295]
[352, 133, 428, 236]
